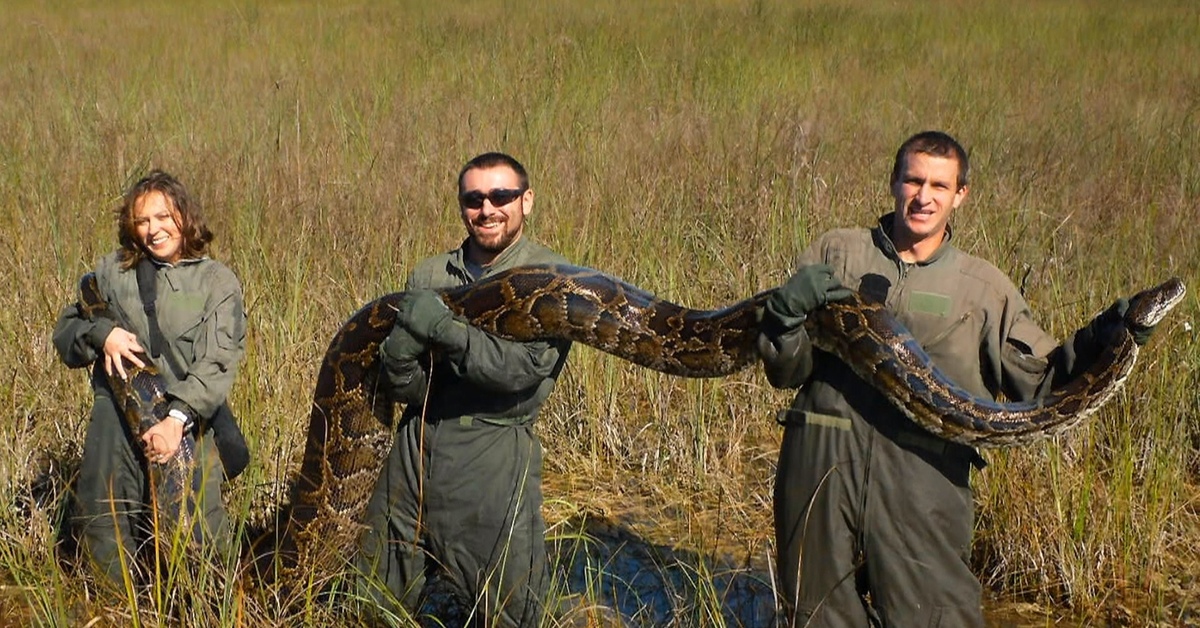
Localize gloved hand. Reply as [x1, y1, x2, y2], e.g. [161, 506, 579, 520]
[765, 264, 854, 329]
[381, 324, 426, 363]
[1097, 298, 1156, 347]
[397, 290, 455, 345]
[379, 323, 429, 404]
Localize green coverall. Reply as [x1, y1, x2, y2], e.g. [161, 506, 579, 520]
[760, 215, 1117, 627]
[358, 236, 571, 627]
[52, 251, 245, 585]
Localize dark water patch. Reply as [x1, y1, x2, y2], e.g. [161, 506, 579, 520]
[408, 514, 778, 627]
[548, 515, 778, 627]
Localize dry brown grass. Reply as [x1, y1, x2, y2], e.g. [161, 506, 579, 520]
[2, 0, 1198, 625]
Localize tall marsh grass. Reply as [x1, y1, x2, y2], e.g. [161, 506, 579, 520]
[2, 0, 1197, 625]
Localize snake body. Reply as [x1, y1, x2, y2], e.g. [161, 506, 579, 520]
[77, 264, 1186, 587]
[271, 265, 771, 583]
[803, 279, 1185, 447]
[77, 273, 200, 530]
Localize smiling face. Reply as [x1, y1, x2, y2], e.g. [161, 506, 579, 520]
[890, 152, 968, 262]
[132, 191, 184, 265]
[459, 165, 533, 265]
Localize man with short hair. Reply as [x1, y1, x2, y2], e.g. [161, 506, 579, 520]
[759, 131, 1157, 626]
[358, 152, 570, 627]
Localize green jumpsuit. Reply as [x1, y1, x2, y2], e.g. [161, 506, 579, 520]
[760, 215, 1115, 627]
[358, 236, 571, 627]
[53, 252, 246, 585]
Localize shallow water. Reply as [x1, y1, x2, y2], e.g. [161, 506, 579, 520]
[411, 514, 774, 627]
[548, 516, 778, 627]
[414, 515, 1102, 627]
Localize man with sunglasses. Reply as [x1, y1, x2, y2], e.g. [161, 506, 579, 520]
[357, 152, 571, 627]
[758, 131, 1157, 626]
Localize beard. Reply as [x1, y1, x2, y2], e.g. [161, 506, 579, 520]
[468, 209, 525, 254]
[471, 225, 521, 253]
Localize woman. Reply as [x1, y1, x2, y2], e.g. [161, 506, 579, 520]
[53, 170, 246, 584]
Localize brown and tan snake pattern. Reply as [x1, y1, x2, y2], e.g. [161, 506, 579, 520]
[78, 264, 1186, 588]
[803, 277, 1185, 447]
[77, 273, 201, 532]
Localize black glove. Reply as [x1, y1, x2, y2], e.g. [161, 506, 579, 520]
[381, 324, 425, 363]
[379, 323, 429, 405]
[397, 290, 454, 345]
[765, 264, 854, 329]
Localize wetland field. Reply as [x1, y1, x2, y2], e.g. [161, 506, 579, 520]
[1, 0, 1198, 625]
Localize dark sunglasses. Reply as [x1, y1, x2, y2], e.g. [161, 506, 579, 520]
[458, 187, 526, 209]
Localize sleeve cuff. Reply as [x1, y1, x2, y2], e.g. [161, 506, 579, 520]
[84, 318, 116, 352]
[432, 318, 470, 352]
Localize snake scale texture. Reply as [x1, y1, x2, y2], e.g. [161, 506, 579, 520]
[77, 264, 1186, 588]
[77, 273, 202, 533]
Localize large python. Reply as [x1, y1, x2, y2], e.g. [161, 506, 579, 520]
[78, 264, 1186, 588]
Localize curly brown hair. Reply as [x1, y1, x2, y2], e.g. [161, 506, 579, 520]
[116, 170, 214, 269]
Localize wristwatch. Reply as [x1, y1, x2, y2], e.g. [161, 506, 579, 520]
[167, 408, 195, 431]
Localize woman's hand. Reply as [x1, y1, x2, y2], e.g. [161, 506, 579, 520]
[102, 327, 146, 380]
[141, 419, 185, 464]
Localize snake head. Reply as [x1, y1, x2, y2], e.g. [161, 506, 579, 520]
[1125, 277, 1186, 329]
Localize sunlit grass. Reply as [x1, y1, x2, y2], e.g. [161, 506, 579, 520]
[2, 0, 1198, 625]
